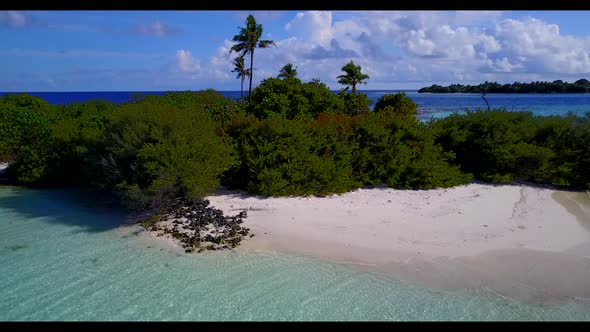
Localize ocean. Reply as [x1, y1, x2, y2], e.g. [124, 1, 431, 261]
[1, 186, 590, 321]
[2, 91, 590, 120]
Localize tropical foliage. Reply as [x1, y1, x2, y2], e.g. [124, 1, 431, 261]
[374, 92, 418, 118]
[278, 63, 298, 80]
[246, 77, 344, 119]
[231, 56, 251, 102]
[337, 61, 370, 95]
[230, 14, 275, 103]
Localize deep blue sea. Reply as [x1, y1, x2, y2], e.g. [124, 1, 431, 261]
[2, 90, 590, 120]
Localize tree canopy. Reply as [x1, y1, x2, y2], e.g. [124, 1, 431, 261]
[230, 15, 275, 103]
[337, 61, 370, 95]
[278, 63, 298, 80]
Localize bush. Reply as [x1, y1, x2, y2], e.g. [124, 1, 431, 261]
[336, 92, 372, 116]
[0, 104, 55, 183]
[0, 93, 51, 113]
[533, 114, 590, 188]
[247, 78, 344, 119]
[374, 92, 418, 118]
[94, 101, 235, 208]
[222, 110, 471, 196]
[2, 99, 117, 186]
[222, 114, 360, 196]
[432, 109, 590, 188]
[353, 111, 471, 189]
[131, 90, 241, 127]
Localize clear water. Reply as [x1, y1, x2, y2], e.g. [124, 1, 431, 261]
[1, 186, 590, 321]
[2, 91, 590, 120]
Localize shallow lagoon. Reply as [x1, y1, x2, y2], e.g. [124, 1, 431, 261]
[1, 186, 589, 321]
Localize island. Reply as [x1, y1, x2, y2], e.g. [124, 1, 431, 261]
[418, 79, 590, 93]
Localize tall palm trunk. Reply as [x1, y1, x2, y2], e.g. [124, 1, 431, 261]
[240, 76, 244, 102]
[248, 49, 254, 103]
[352, 83, 357, 95]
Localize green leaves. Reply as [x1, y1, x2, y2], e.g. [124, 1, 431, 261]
[278, 63, 298, 80]
[248, 78, 344, 119]
[230, 14, 275, 102]
[337, 61, 370, 94]
[374, 92, 418, 118]
[100, 100, 235, 208]
[223, 111, 471, 196]
[432, 109, 590, 189]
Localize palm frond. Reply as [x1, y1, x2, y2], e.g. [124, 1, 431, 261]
[258, 40, 276, 48]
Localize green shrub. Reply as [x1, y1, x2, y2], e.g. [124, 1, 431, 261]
[223, 113, 360, 196]
[353, 111, 471, 189]
[131, 90, 241, 127]
[247, 78, 344, 119]
[533, 114, 590, 188]
[0, 93, 51, 113]
[336, 92, 372, 116]
[374, 92, 418, 118]
[95, 101, 235, 208]
[0, 104, 55, 183]
[432, 109, 590, 189]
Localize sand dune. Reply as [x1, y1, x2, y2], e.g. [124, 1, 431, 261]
[206, 184, 590, 303]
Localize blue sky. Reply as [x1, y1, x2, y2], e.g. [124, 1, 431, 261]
[1, 10, 590, 91]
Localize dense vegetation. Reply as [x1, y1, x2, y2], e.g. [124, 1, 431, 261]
[431, 110, 590, 187]
[419, 79, 590, 93]
[2, 89, 589, 210]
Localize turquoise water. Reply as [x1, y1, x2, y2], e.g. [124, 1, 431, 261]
[1, 186, 590, 321]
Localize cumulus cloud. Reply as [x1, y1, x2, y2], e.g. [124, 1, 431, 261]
[285, 11, 334, 48]
[135, 20, 180, 37]
[176, 50, 200, 73]
[494, 18, 590, 74]
[490, 57, 523, 72]
[0, 11, 33, 28]
[308, 39, 359, 59]
[176, 11, 590, 89]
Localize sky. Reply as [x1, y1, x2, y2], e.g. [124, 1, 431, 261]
[1, 10, 590, 91]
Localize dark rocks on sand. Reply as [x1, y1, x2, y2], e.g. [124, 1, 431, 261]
[140, 197, 251, 254]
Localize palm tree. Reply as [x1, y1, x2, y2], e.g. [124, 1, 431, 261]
[231, 56, 250, 102]
[230, 14, 275, 103]
[337, 60, 369, 95]
[278, 63, 298, 80]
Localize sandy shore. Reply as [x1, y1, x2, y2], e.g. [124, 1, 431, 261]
[205, 184, 590, 303]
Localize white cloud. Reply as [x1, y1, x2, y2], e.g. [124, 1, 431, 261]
[285, 11, 333, 48]
[0, 11, 32, 28]
[177, 11, 590, 89]
[491, 57, 523, 72]
[176, 50, 200, 73]
[494, 18, 590, 74]
[135, 20, 179, 37]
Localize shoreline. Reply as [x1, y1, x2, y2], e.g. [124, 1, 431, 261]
[203, 183, 590, 304]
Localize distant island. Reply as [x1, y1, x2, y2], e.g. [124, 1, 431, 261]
[418, 79, 590, 93]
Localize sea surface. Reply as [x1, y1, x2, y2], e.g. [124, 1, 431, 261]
[1, 186, 590, 321]
[2, 90, 590, 120]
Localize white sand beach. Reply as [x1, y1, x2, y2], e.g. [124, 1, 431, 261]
[205, 184, 590, 303]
